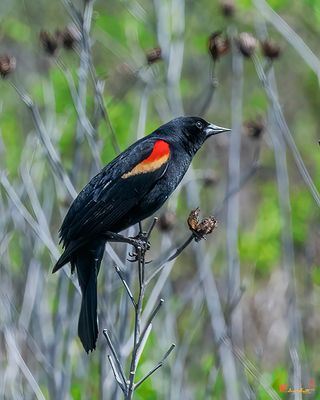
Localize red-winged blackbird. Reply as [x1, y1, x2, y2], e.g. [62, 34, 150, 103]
[53, 116, 230, 352]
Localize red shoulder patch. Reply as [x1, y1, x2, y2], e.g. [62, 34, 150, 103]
[122, 140, 170, 178]
[142, 140, 170, 164]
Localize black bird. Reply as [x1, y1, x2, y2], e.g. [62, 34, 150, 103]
[53, 116, 230, 352]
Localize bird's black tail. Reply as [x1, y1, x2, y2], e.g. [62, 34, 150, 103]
[74, 239, 105, 353]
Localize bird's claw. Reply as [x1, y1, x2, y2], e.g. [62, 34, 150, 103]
[127, 251, 138, 263]
[129, 233, 150, 252]
[127, 232, 151, 262]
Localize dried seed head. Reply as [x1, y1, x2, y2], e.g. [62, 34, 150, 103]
[237, 32, 257, 58]
[208, 31, 230, 61]
[245, 117, 265, 139]
[187, 208, 201, 232]
[187, 208, 217, 241]
[260, 40, 281, 60]
[0, 55, 16, 78]
[146, 47, 162, 64]
[203, 171, 218, 187]
[198, 217, 218, 236]
[158, 210, 176, 232]
[40, 30, 59, 56]
[59, 26, 81, 50]
[219, 0, 235, 17]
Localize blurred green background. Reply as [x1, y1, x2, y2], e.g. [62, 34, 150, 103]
[0, 0, 319, 399]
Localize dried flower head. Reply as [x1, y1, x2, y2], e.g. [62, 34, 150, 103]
[219, 0, 235, 17]
[158, 210, 176, 232]
[187, 208, 217, 242]
[0, 55, 16, 78]
[208, 31, 230, 61]
[198, 217, 218, 236]
[203, 171, 218, 187]
[40, 30, 59, 56]
[260, 40, 281, 60]
[57, 26, 81, 50]
[245, 117, 265, 139]
[237, 32, 257, 58]
[146, 47, 162, 64]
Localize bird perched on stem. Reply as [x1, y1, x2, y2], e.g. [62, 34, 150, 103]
[53, 116, 230, 352]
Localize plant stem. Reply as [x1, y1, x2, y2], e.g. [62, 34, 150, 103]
[126, 248, 146, 400]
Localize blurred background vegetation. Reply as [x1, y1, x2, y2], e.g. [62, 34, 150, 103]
[0, 0, 319, 399]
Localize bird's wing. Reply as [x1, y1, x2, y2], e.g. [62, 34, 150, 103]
[59, 139, 170, 246]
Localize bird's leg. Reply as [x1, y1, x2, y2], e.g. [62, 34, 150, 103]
[103, 231, 150, 261]
[104, 218, 157, 262]
[127, 217, 158, 261]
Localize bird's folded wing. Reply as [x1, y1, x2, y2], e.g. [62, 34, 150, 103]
[59, 139, 170, 246]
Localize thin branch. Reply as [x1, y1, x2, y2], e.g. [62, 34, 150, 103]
[56, 64, 101, 169]
[146, 217, 158, 240]
[229, 340, 281, 400]
[134, 323, 152, 369]
[253, 0, 320, 82]
[71, 0, 94, 182]
[145, 234, 194, 285]
[103, 330, 127, 389]
[134, 344, 176, 390]
[252, 54, 320, 207]
[137, 298, 164, 347]
[107, 355, 126, 394]
[5, 329, 46, 400]
[0, 173, 60, 260]
[9, 81, 77, 200]
[126, 247, 146, 400]
[114, 265, 136, 308]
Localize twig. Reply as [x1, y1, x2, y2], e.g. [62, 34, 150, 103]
[9, 82, 77, 200]
[260, 54, 303, 398]
[71, 0, 94, 183]
[107, 355, 126, 394]
[4, 329, 46, 400]
[134, 343, 176, 390]
[196, 249, 240, 400]
[145, 234, 194, 285]
[105, 223, 176, 398]
[0, 172, 80, 292]
[253, 0, 320, 81]
[56, 64, 101, 169]
[103, 330, 127, 389]
[196, 62, 218, 116]
[126, 248, 145, 400]
[134, 323, 152, 370]
[92, 76, 121, 154]
[226, 36, 243, 314]
[0, 173, 60, 260]
[229, 340, 281, 400]
[146, 217, 158, 240]
[137, 298, 164, 347]
[213, 159, 259, 216]
[114, 265, 136, 308]
[252, 54, 320, 207]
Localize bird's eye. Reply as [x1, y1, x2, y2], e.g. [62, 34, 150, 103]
[196, 121, 203, 129]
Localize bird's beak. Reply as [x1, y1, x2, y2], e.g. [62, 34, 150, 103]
[205, 123, 231, 138]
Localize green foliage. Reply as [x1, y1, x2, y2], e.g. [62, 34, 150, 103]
[1, 17, 31, 43]
[1, 0, 320, 399]
[239, 184, 281, 275]
[311, 267, 320, 286]
[291, 188, 313, 245]
[8, 232, 23, 273]
[0, 112, 22, 176]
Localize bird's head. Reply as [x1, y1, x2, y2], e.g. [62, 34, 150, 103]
[161, 116, 230, 155]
